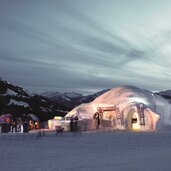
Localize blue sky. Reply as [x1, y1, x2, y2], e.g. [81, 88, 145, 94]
[0, 0, 171, 94]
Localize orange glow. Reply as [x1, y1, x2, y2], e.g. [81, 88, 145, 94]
[132, 112, 140, 130]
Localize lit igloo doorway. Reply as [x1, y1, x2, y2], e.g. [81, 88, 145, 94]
[127, 108, 141, 130]
[124, 103, 160, 131]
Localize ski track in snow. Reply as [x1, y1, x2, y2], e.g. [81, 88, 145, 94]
[0, 131, 171, 171]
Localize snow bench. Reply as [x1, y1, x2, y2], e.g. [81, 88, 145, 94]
[55, 126, 64, 135]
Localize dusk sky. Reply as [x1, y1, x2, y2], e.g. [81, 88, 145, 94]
[1, 0, 171, 94]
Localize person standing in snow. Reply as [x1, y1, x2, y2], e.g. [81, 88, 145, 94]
[93, 112, 101, 129]
[70, 116, 74, 131]
[12, 118, 17, 132]
[74, 116, 78, 131]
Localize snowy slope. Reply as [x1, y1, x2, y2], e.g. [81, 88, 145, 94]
[8, 99, 29, 107]
[0, 78, 69, 120]
[158, 90, 171, 96]
[157, 90, 171, 103]
[5, 89, 18, 96]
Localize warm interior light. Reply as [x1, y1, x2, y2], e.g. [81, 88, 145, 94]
[132, 112, 140, 130]
[54, 116, 62, 120]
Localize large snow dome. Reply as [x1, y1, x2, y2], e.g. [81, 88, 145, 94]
[66, 86, 171, 131]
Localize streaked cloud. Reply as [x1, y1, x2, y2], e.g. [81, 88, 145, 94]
[0, 0, 171, 94]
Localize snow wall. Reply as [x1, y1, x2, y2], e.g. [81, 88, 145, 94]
[65, 86, 171, 131]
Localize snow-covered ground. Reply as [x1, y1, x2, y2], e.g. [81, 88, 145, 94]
[0, 130, 171, 171]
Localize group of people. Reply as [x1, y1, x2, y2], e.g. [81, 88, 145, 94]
[70, 116, 79, 132]
[10, 118, 24, 132]
[1, 115, 30, 133]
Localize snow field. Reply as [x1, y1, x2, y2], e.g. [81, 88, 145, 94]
[0, 131, 171, 171]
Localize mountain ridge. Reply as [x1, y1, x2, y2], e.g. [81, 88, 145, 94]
[0, 78, 171, 121]
[0, 78, 109, 121]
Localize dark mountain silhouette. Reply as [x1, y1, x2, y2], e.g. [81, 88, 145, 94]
[0, 78, 69, 121]
[157, 90, 171, 103]
[0, 78, 108, 121]
[1, 77, 170, 121]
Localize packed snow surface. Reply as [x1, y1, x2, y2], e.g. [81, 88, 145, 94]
[0, 130, 171, 171]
